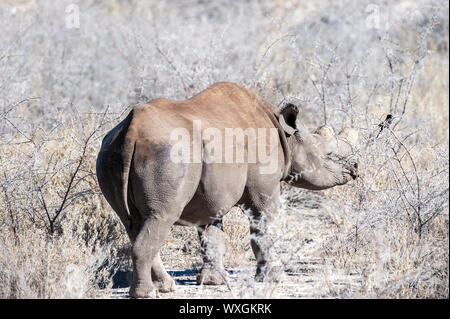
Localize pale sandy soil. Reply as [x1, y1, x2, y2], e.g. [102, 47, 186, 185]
[106, 265, 362, 299]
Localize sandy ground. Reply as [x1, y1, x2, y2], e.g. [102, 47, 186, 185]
[106, 265, 362, 299]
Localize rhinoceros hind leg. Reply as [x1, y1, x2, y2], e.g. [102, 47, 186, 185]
[197, 222, 228, 285]
[152, 252, 176, 293]
[129, 213, 179, 298]
[128, 159, 200, 298]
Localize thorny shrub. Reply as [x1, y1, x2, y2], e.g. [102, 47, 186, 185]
[0, 0, 448, 298]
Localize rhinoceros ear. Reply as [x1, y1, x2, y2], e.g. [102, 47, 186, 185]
[278, 103, 299, 136]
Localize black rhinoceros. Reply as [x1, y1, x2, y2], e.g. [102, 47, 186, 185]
[96, 82, 358, 298]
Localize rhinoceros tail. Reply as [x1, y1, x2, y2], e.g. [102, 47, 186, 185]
[96, 109, 137, 236]
[120, 111, 137, 231]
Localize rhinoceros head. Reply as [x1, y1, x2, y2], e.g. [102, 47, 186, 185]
[278, 103, 359, 190]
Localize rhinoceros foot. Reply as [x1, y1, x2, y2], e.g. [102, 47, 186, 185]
[129, 283, 157, 299]
[197, 267, 228, 285]
[255, 264, 284, 283]
[154, 276, 176, 293]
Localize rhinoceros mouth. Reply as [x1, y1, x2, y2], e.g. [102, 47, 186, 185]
[325, 153, 359, 180]
[349, 161, 359, 179]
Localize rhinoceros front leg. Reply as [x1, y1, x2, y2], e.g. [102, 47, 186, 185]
[197, 222, 228, 285]
[249, 216, 283, 283]
[244, 185, 283, 283]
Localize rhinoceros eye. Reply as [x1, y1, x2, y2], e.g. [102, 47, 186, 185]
[325, 153, 345, 163]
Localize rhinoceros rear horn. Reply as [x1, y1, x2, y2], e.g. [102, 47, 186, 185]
[335, 128, 359, 157]
[339, 128, 359, 148]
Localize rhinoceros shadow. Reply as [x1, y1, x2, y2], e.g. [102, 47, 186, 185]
[167, 269, 198, 285]
[111, 269, 237, 288]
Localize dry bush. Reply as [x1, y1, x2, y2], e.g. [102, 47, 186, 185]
[0, 109, 129, 298]
[0, 0, 448, 298]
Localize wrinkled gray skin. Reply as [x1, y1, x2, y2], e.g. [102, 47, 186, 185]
[96, 82, 358, 298]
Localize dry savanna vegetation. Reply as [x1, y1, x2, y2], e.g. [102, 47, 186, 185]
[0, 0, 448, 298]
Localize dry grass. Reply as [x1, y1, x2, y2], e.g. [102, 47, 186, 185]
[0, 0, 448, 298]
